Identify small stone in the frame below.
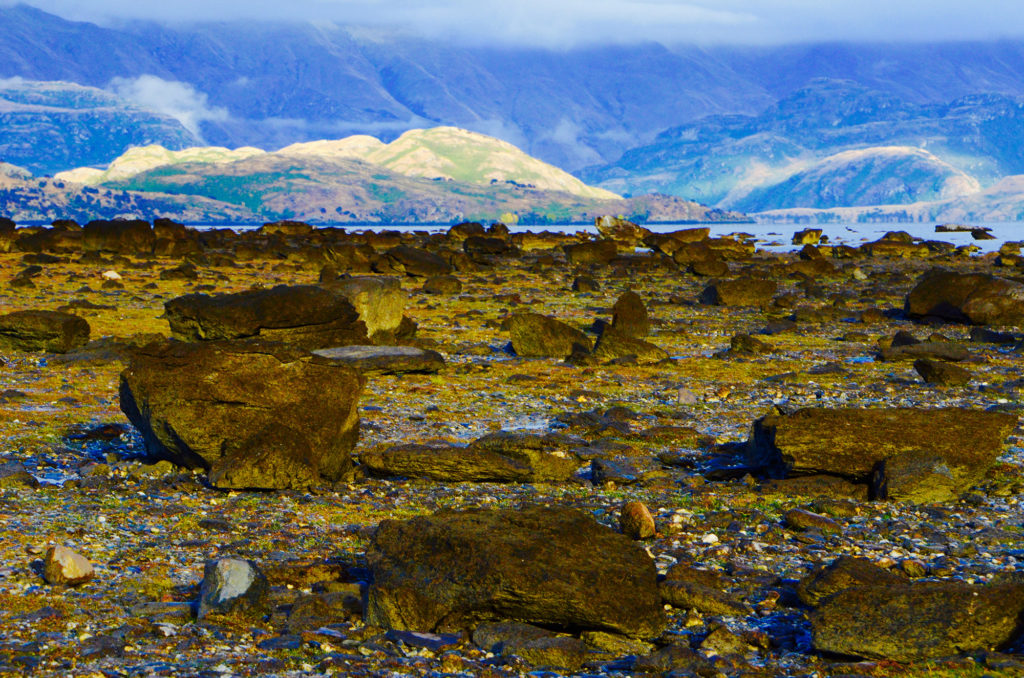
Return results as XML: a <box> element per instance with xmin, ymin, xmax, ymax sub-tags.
<box><xmin>197</xmin><ymin>558</ymin><xmax>270</xmax><ymax>620</ymax></box>
<box><xmin>677</xmin><ymin>388</ymin><xmax>699</xmax><ymax>405</ymax></box>
<box><xmin>43</xmin><ymin>546</ymin><xmax>95</xmax><ymax>586</ymax></box>
<box><xmin>619</xmin><ymin>501</ymin><xmax>656</xmax><ymax>539</ymax></box>
<box><xmin>785</xmin><ymin>508</ymin><xmax>842</xmax><ymax>536</ymax></box>
<box><xmin>913</xmin><ymin>358</ymin><xmax>972</xmax><ymax>386</ymax></box>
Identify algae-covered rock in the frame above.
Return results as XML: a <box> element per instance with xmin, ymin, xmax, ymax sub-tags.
<box><xmin>811</xmin><ymin>580</ymin><xmax>1024</xmax><ymax>661</ymax></box>
<box><xmin>610</xmin><ymin>290</ymin><xmax>650</xmax><ymax>338</ymax></box>
<box><xmin>0</xmin><ymin>310</ymin><xmax>89</xmax><ymax>353</ymax></box>
<box><xmin>322</xmin><ymin>276</ymin><xmax>406</xmax><ymax>341</ymax></box>
<box><xmin>592</xmin><ymin>326</ymin><xmax>668</xmax><ymax>364</ymax></box>
<box><xmin>365</xmin><ymin>506</ymin><xmax>666</xmax><ymax>638</ymax></box>
<box><xmin>361</xmin><ymin>436</ymin><xmax>579</xmax><ymax>483</ymax></box>
<box><xmin>746</xmin><ymin>407</ymin><xmax>1016</xmax><ymax>492</ymax></box>
<box><xmin>563</xmin><ymin>239</ymin><xmax>618</xmax><ymax>266</ymax></box>
<box><xmin>165</xmin><ymin>284</ymin><xmax>369</xmax><ymax>350</ymax></box>
<box><xmin>508</xmin><ymin>313</ymin><xmax>592</xmax><ymax>358</ymax></box>
<box><xmin>798</xmin><ymin>556</ymin><xmax>904</xmax><ymax>607</ymax></box>
<box><xmin>198</xmin><ymin>558</ymin><xmax>269</xmax><ymax>621</ymax></box>
<box><xmin>383</xmin><ymin>245</ymin><xmax>452</xmax><ymax>277</ymax></box>
<box><xmin>312</xmin><ymin>345</ymin><xmax>444</xmax><ymax>374</ymax></box>
<box><xmin>906</xmin><ymin>268</ymin><xmax>1024</xmax><ymax>326</ymax></box>
<box><xmin>699</xmin><ymin>278</ymin><xmax>777</xmax><ymax>307</ymax></box>
<box><xmin>119</xmin><ymin>339</ymin><xmax>364</xmax><ymax>489</ymax></box>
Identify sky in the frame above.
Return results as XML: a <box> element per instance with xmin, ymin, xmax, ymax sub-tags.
<box><xmin>9</xmin><ymin>0</ymin><xmax>1024</xmax><ymax>47</ymax></box>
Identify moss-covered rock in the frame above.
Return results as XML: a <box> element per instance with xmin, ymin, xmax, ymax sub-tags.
<box><xmin>365</xmin><ymin>506</ymin><xmax>666</xmax><ymax>638</ymax></box>
<box><xmin>119</xmin><ymin>339</ymin><xmax>364</xmax><ymax>489</ymax></box>
<box><xmin>0</xmin><ymin>309</ymin><xmax>89</xmax><ymax>353</ymax></box>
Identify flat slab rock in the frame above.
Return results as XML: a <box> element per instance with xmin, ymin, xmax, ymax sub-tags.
<box><xmin>371</xmin><ymin>431</ymin><xmax>584</xmax><ymax>483</ymax></box>
<box><xmin>812</xmin><ymin>580</ymin><xmax>1024</xmax><ymax>661</ymax></box>
<box><xmin>312</xmin><ymin>345</ymin><xmax>444</xmax><ymax>373</ymax></box>
<box><xmin>746</xmin><ymin>407</ymin><xmax>1017</xmax><ymax>487</ymax></box>
<box><xmin>365</xmin><ymin>506</ymin><xmax>666</xmax><ymax>638</ymax></box>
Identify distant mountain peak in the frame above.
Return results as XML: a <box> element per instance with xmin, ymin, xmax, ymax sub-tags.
<box><xmin>61</xmin><ymin>126</ymin><xmax>620</xmax><ymax>201</ymax></box>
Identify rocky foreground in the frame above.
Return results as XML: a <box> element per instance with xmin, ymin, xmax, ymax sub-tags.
<box><xmin>1</xmin><ymin>217</ymin><xmax>1024</xmax><ymax>677</ymax></box>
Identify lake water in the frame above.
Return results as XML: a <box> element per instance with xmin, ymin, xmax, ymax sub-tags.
<box><xmin>192</xmin><ymin>220</ymin><xmax>1024</xmax><ymax>253</ymax></box>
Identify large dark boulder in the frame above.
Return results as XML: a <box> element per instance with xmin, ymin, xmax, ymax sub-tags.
<box><xmin>119</xmin><ymin>340</ymin><xmax>364</xmax><ymax>489</ymax></box>
<box><xmin>746</xmin><ymin>407</ymin><xmax>1016</xmax><ymax>493</ymax></box>
<box><xmin>563</xmin><ymin>240</ymin><xmax>617</xmax><ymax>266</ymax></box>
<box><xmin>592</xmin><ymin>327</ymin><xmax>668</xmax><ymax>365</ymax></box>
<box><xmin>463</xmin><ymin>236</ymin><xmax>511</xmax><ymax>258</ymax></box>
<box><xmin>383</xmin><ymin>246</ymin><xmax>452</xmax><ymax>277</ymax></box>
<box><xmin>906</xmin><ymin>268</ymin><xmax>1024</xmax><ymax>326</ymax></box>
<box><xmin>508</xmin><ymin>313</ymin><xmax>593</xmax><ymax>358</ymax></box>
<box><xmin>82</xmin><ymin>219</ymin><xmax>155</xmax><ymax>254</ymax></box>
<box><xmin>164</xmin><ymin>285</ymin><xmax>369</xmax><ymax>350</ymax></box>
<box><xmin>0</xmin><ymin>310</ymin><xmax>90</xmax><ymax>353</ymax></box>
<box><xmin>797</xmin><ymin>556</ymin><xmax>905</xmax><ymax>607</ymax></box>
<box><xmin>365</xmin><ymin>506</ymin><xmax>666</xmax><ymax>638</ymax></box>
<box><xmin>699</xmin><ymin>278</ymin><xmax>777</xmax><ymax>307</ymax></box>
<box><xmin>610</xmin><ymin>291</ymin><xmax>650</xmax><ymax>338</ymax></box>
<box><xmin>812</xmin><ymin>580</ymin><xmax>1024</xmax><ymax>661</ymax></box>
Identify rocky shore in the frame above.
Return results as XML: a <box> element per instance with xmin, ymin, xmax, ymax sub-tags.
<box><xmin>1</xmin><ymin>216</ymin><xmax>1024</xmax><ymax>677</ymax></box>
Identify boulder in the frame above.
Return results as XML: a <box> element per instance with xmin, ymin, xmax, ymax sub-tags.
<box><xmin>197</xmin><ymin>558</ymin><xmax>269</xmax><ymax>621</ymax></box>
<box><xmin>43</xmin><ymin>546</ymin><xmax>95</xmax><ymax>586</ymax></box>
<box><xmin>447</xmin><ymin>221</ymin><xmax>486</xmax><ymax>240</ymax></box>
<box><xmin>879</xmin><ymin>342</ymin><xmax>969</xmax><ymax>362</ymax></box>
<box><xmin>595</xmin><ymin>216</ymin><xmax>651</xmax><ymax>246</ymax></box>
<box><xmin>362</xmin><ymin>443</ymin><xmax>578</xmax><ymax>483</ymax></box>
<box><xmin>797</xmin><ymin>556</ymin><xmax>905</xmax><ymax>607</ymax></box>
<box><xmin>563</xmin><ymin>240</ymin><xmax>618</xmax><ymax>266</ymax></box>
<box><xmin>383</xmin><ymin>246</ymin><xmax>452</xmax><ymax>277</ymax></box>
<box><xmin>811</xmin><ymin>580</ymin><xmax>1024</xmax><ymax>661</ymax></box>
<box><xmin>365</xmin><ymin>506</ymin><xmax>666</xmax><ymax>638</ymax></box>
<box><xmin>906</xmin><ymin>268</ymin><xmax>1024</xmax><ymax>326</ymax></box>
<box><xmin>619</xmin><ymin>502</ymin><xmax>656</xmax><ymax>539</ymax></box>
<box><xmin>82</xmin><ymin>219</ymin><xmax>155</xmax><ymax>254</ymax></box>
<box><xmin>508</xmin><ymin>313</ymin><xmax>592</xmax><ymax>358</ymax></box>
<box><xmin>746</xmin><ymin>407</ymin><xmax>1016</xmax><ymax>489</ymax></box>
<box><xmin>119</xmin><ymin>340</ymin><xmax>364</xmax><ymax>489</ymax></box>
<box><xmin>463</xmin><ymin>236</ymin><xmax>511</xmax><ymax>258</ymax></box>
<box><xmin>610</xmin><ymin>291</ymin><xmax>650</xmax><ymax>338</ymax></box>
<box><xmin>792</xmin><ymin>228</ymin><xmax>822</xmax><ymax>245</ymax></box>
<box><xmin>592</xmin><ymin>327</ymin><xmax>668</xmax><ymax>365</ymax></box>
<box><xmin>164</xmin><ymin>285</ymin><xmax>369</xmax><ymax>350</ymax></box>
<box><xmin>913</xmin><ymin>358</ymin><xmax>972</xmax><ymax>385</ymax></box>
<box><xmin>362</xmin><ymin>431</ymin><xmax>581</xmax><ymax>483</ymax></box>
<box><xmin>312</xmin><ymin>345</ymin><xmax>444</xmax><ymax>374</ymax></box>
<box><xmin>870</xmin><ymin>451</ymin><xmax>962</xmax><ymax>503</ymax></box>
<box><xmin>0</xmin><ymin>310</ymin><xmax>90</xmax><ymax>353</ymax></box>
<box><xmin>322</xmin><ymin>276</ymin><xmax>405</xmax><ymax>341</ymax></box>
<box><xmin>671</xmin><ymin>242</ymin><xmax>719</xmax><ymax>266</ymax></box>
<box><xmin>699</xmin><ymin>278</ymin><xmax>777</xmax><ymax>307</ymax></box>
<box><xmin>727</xmin><ymin>333</ymin><xmax>773</xmax><ymax>355</ymax></box>
<box><xmin>421</xmin><ymin>275</ymin><xmax>463</xmax><ymax>295</ymax></box>
<box><xmin>258</xmin><ymin>220</ymin><xmax>313</xmax><ymax>236</ymax></box>
<box><xmin>572</xmin><ymin>275</ymin><xmax>600</xmax><ymax>292</ymax></box>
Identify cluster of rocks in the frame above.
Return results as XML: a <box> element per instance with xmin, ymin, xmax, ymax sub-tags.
<box><xmin>6</xmin><ymin>216</ymin><xmax>1024</xmax><ymax>675</ymax></box>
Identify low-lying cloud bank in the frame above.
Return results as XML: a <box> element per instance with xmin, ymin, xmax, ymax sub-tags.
<box><xmin>10</xmin><ymin>0</ymin><xmax>1024</xmax><ymax>46</ymax></box>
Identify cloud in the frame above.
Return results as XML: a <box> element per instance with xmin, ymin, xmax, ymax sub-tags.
<box><xmin>108</xmin><ymin>75</ymin><xmax>228</xmax><ymax>139</ymax></box>
<box><xmin>9</xmin><ymin>0</ymin><xmax>1024</xmax><ymax>46</ymax></box>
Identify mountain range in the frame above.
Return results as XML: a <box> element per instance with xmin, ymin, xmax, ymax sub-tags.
<box><xmin>3</xmin><ymin>4</ymin><xmax>1024</xmax><ymax>220</ymax></box>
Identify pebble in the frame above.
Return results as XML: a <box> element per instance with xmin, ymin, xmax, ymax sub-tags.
<box><xmin>42</xmin><ymin>545</ymin><xmax>94</xmax><ymax>586</ymax></box>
